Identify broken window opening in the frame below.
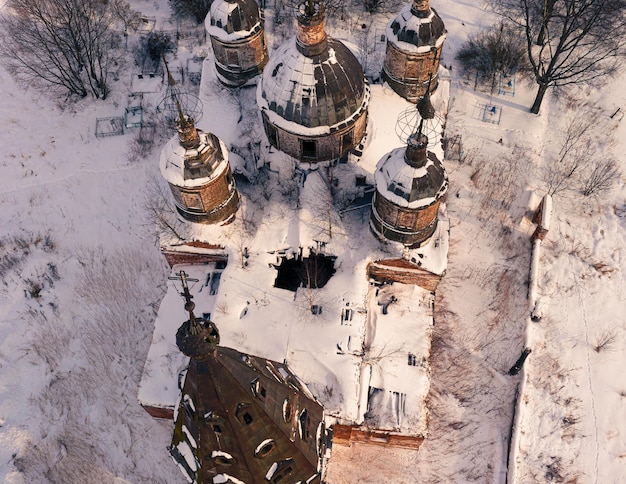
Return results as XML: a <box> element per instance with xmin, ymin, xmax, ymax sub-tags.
<box><xmin>301</xmin><ymin>139</ymin><xmax>317</xmax><ymax>159</ymax></box>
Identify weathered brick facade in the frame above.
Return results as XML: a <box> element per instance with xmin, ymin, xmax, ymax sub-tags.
<box><xmin>261</xmin><ymin>106</ymin><xmax>368</xmax><ymax>163</ymax></box>
<box><xmin>382</xmin><ymin>42</ymin><xmax>443</xmax><ymax>102</ymax></box>
<box><xmin>370</xmin><ymin>192</ymin><xmax>441</xmax><ymax>248</ymax></box>
<box><xmin>210</xmin><ymin>29</ymin><xmax>269</xmax><ymax>86</ymax></box>
<box><xmin>161</xmin><ymin>242</ymin><xmax>227</xmax><ymax>268</ymax></box>
<box><xmin>141</xmin><ymin>404</ymin><xmax>174</xmax><ymax>420</ymax></box>
<box><xmin>169</xmin><ymin>166</ymin><xmax>240</xmax><ymax>225</ymax></box>
<box><xmin>296</xmin><ymin>15</ymin><xmax>326</xmax><ymax>47</ymax></box>
<box><xmin>382</xmin><ymin>0</ymin><xmax>446</xmax><ymax>102</ymax></box>
<box><xmin>333</xmin><ymin>424</ymin><xmax>424</xmax><ymax>450</ymax></box>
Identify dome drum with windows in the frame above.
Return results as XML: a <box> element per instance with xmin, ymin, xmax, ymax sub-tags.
<box><xmin>206</xmin><ymin>0</ymin><xmax>269</xmax><ymax>87</ymax></box>
<box><xmin>382</xmin><ymin>0</ymin><xmax>447</xmax><ymax>103</ymax></box>
<box><xmin>160</xmin><ymin>113</ymin><xmax>240</xmax><ymax>225</ymax></box>
<box><xmin>370</xmin><ymin>131</ymin><xmax>448</xmax><ymax>248</ymax></box>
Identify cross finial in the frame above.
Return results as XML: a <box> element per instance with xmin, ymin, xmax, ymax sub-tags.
<box><xmin>168</xmin><ymin>270</ymin><xmax>200</xmax><ymax>322</ymax></box>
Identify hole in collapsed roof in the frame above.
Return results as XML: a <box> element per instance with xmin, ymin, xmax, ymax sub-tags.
<box><xmin>274</xmin><ymin>252</ymin><xmax>336</xmax><ymax>292</ymax></box>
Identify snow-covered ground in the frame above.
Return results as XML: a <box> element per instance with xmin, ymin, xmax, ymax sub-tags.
<box><xmin>0</xmin><ymin>0</ymin><xmax>625</xmax><ymax>483</ymax></box>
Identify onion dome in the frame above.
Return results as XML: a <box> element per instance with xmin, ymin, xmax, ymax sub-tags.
<box><xmin>389</xmin><ymin>0</ymin><xmax>445</xmax><ymax>49</ymax></box>
<box><xmin>206</xmin><ymin>0</ymin><xmax>263</xmax><ymax>38</ymax></box>
<box><xmin>376</xmin><ymin>133</ymin><xmax>447</xmax><ymax>207</ymax></box>
<box><xmin>172</xmin><ymin>271</ymin><xmax>221</xmax><ymax>360</ymax></box>
<box><xmin>257</xmin><ymin>0</ymin><xmax>370</xmax><ymax>162</ymax></box>
<box><xmin>160</xmin><ymin>114</ymin><xmax>240</xmax><ymax>225</ymax></box>
<box><xmin>205</xmin><ymin>0</ymin><xmax>268</xmax><ymax>86</ymax></box>
<box><xmin>370</xmin><ymin>132</ymin><xmax>448</xmax><ymax>247</ymax></box>
<box><xmin>382</xmin><ymin>0</ymin><xmax>447</xmax><ymax>102</ymax></box>
<box><xmin>175</xmin><ymin>316</ymin><xmax>220</xmax><ymax>360</ymax></box>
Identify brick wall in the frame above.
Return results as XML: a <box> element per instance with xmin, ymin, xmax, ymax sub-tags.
<box><xmin>297</xmin><ymin>20</ymin><xmax>326</xmax><ymax>46</ymax></box>
<box><xmin>171</xmin><ymin>164</ymin><xmax>240</xmax><ymax>225</ymax></box>
<box><xmin>211</xmin><ymin>29</ymin><xmax>269</xmax><ymax>86</ymax></box>
<box><xmin>333</xmin><ymin>424</ymin><xmax>424</xmax><ymax>450</ymax></box>
<box><xmin>367</xmin><ymin>259</ymin><xmax>442</xmax><ymax>291</ymax></box>
<box><xmin>371</xmin><ymin>194</ymin><xmax>440</xmax><ymax>246</ymax></box>
<box><xmin>262</xmin><ymin>108</ymin><xmax>367</xmax><ymax>163</ymax></box>
<box><xmin>141</xmin><ymin>404</ymin><xmax>174</xmax><ymax>420</ymax></box>
<box><xmin>382</xmin><ymin>43</ymin><xmax>443</xmax><ymax>102</ymax></box>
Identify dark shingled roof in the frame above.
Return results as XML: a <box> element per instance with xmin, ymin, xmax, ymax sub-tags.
<box><xmin>259</xmin><ymin>38</ymin><xmax>366</xmax><ymax>129</ymax></box>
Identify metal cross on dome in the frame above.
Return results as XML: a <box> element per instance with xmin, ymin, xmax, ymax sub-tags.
<box><xmin>168</xmin><ymin>270</ymin><xmax>200</xmax><ymax>322</ymax></box>
<box><xmin>395</xmin><ymin>73</ymin><xmax>444</xmax><ymax>150</ymax></box>
<box><xmin>156</xmin><ymin>54</ymin><xmax>203</xmax><ymax>130</ymax></box>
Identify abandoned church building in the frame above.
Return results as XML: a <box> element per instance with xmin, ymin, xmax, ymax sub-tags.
<box><xmin>160</xmin><ymin>112</ymin><xmax>240</xmax><ymax>225</ymax></box>
<box><xmin>138</xmin><ymin>0</ymin><xmax>453</xmax><ymax>482</ymax></box>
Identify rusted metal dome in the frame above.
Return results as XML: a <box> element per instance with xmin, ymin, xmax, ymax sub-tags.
<box><xmin>258</xmin><ymin>0</ymin><xmax>368</xmax><ymax>132</ymax></box>
<box><xmin>175</xmin><ymin>317</ymin><xmax>220</xmax><ymax>360</ymax></box>
<box><xmin>388</xmin><ymin>0</ymin><xmax>446</xmax><ymax>50</ymax></box>
<box><xmin>375</xmin><ymin>133</ymin><xmax>448</xmax><ymax>207</ymax></box>
<box><xmin>206</xmin><ymin>0</ymin><xmax>264</xmax><ymax>40</ymax></box>
<box><xmin>258</xmin><ymin>39</ymin><xmax>367</xmax><ymax>129</ymax></box>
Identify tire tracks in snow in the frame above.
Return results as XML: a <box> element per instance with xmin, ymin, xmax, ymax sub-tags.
<box><xmin>564</xmin><ymin>225</ymin><xmax>600</xmax><ymax>484</ymax></box>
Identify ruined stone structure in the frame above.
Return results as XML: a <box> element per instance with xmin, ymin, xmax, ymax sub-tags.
<box><xmin>206</xmin><ymin>0</ymin><xmax>269</xmax><ymax>86</ymax></box>
<box><xmin>160</xmin><ymin>114</ymin><xmax>239</xmax><ymax>225</ymax></box>
<box><xmin>382</xmin><ymin>0</ymin><xmax>446</xmax><ymax>102</ymax></box>
<box><xmin>370</xmin><ymin>131</ymin><xmax>447</xmax><ymax>247</ymax></box>
<box><xmin>169</xmin><ymin>286</ymin><xmax>326</xmax><ymax>483</ymax></box>
<box><xmin>257</xmin><ymin>0</ymin><xmax>370</xmax><ymax>163</ymax></box>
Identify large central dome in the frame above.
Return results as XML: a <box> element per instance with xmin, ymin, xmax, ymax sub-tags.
<box><xmin>259</xmin><ymin>38</ymin><xmax>367</xmax><ymax>129</ymax></box>
<box><xmin>257</xmin><ymin>0</ymin><xmax>369</xmax><ymax>163</ymax></box>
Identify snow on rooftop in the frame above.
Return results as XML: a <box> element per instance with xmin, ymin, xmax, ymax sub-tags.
<box><xmin>374</xmin><ymin>147</ymin><xmax>447</xmax><ymax>209</ymax></box>
<box><xmin>159</xmin><ymin>132</ymin><xmax>230</xmax><ymax>188</ymax></box>
<box><xmin>140</xmin><ymin>170</ymin><xmax>437</xmax><ymax>430</ymax></box>
<box><xmin>140</xmin><ymin>53</ymin><xmax>452</xmax><ymax>430</ymax></box>
<box><xmin>403</xmin><ymin>212</ymin><xmax>449</xmax><ymax>275</ymax></box>
<box><xmin>138</xmin><ymin>263</ymin><xmax>223</xmax><ymax>410</ymax></box>
<box><xmin>206</xmin><ymin>0</ymin><xmax>263</xmax><ymax>42</ymax></box>
<box><xmin>387</xmin><ymin>5</ymin><xmax>447</xmax><ymax>54</ymax></box>
<box><xmin>362</xmin><ymin>283</ymin><xmax>433</xmax><ymax>433</ymax></box>
<box><xmin>257</xmin><ymin>36</ymin><xmax>368</xmax><ymax>132</ymax></box>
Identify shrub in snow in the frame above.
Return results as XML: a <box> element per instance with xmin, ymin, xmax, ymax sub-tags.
<box><xmin>455</xmin><ymin>22</ymin><xmax>529</xmax><ymax>93</ymax></box>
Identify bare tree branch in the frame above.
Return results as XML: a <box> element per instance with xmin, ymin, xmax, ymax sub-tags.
<box><xmin>492</xmin><ymin>0</ymin><xmax>626</xmax><ymax>113</ymax></box>
<box><xmin>0</xmin><ymin>0</ymin><xmax>136</xmax><ymax>100</ymax></box>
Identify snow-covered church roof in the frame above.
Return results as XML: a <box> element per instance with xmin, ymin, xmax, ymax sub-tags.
<box><xmin>387</xmin><ymin>0</ymin><xmax>446</xmax><ymax>54</ymax></box>
<box><xmin>206</xmin><ymin>0</ymin><xmax>263</xmax><ymax>41</ymax></box>
<box><xmin>258</xmin><ymin>40</ymin><xmax>367</xmax><ymax>130</ymax></box>
<box><xmin>257</xmin><ymin>1</ymin><xmax>368</xmax><ymax>134</ymax></box>
<box><xmin>159</xmin><ymin>129</ymin><xmax>231</xmax><ymax>188</ymax></box>
<box><xmin>375</xmin><ymin>133</ymin><xmax>448</xmax><ymax>209</ymax></box>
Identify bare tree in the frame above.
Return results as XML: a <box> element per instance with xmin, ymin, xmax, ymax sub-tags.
<box><xmin>493</xmin><ymin>0</ymin><xmax>626</xmax><ymax>113</ymax></box>
<box><xmin>143</xmin><ymin>176</ymin><xmax>190</xmax><ymax>243</ymax></box>
<box><xmin>544</xmin><ymin>117</ymin><xmax>594</xmax><ymax>196</ymax></box>
<box><xmin>0</xmin><ymin>0</ymin><xmax>136</xmax><ymax>100</ymax></box>
<box><xmin>169</xmin><ymin>0</ymin><xmax>212</xmax><ymax>23</ymax></box>
<box><xmin>579</xmin><ymin>158</ymin><xmax>620</xmax><ymax>196</ymax></box>
<box><xmin>455</xmin><ymin>22</ymin><xmax>529</xmax><ymax>93</ymax></box>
